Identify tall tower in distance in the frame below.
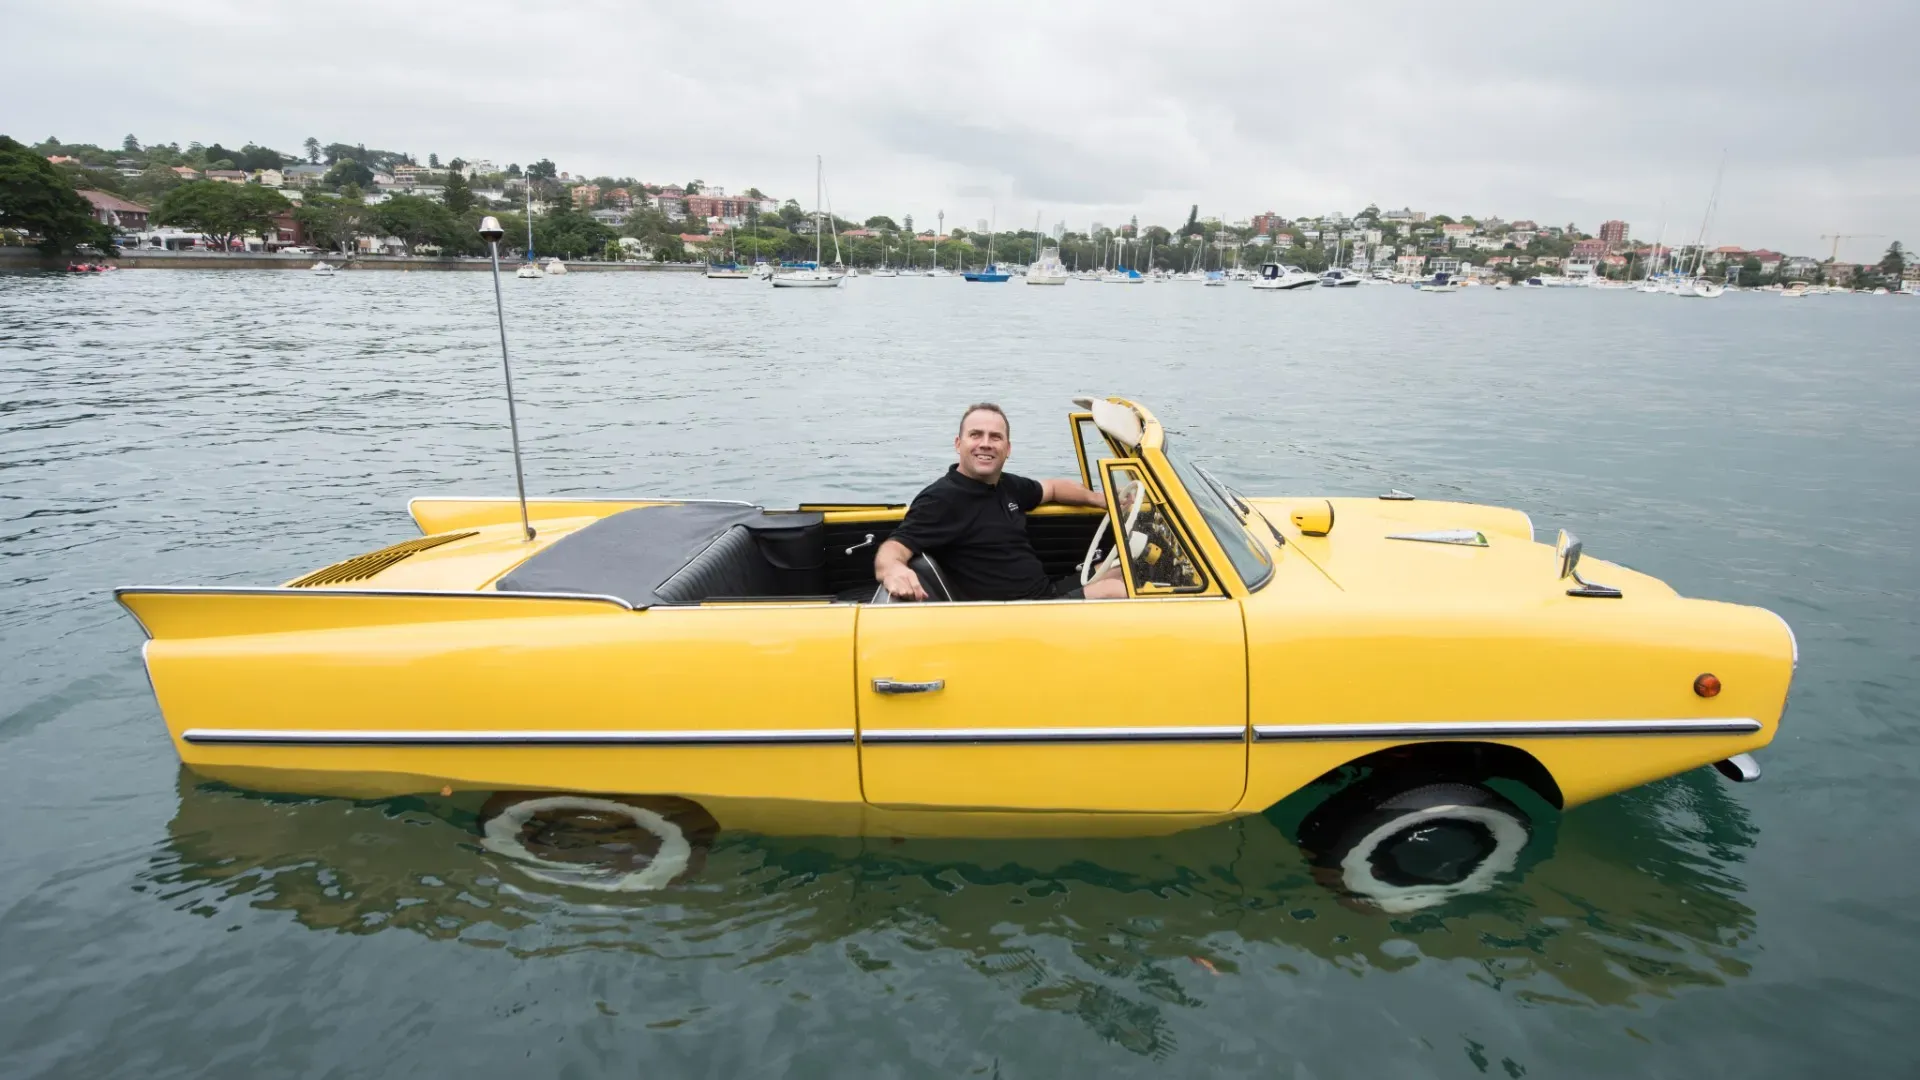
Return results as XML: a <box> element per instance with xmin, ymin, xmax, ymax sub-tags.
<box><xmin>937</xmin><ymin>210</ymin><xmax>945</xmax><ymax>238</ymax></box>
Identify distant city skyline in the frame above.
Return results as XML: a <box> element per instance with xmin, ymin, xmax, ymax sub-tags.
<box><xmin>7</xmin><ymin>1</ymin><xmax>1914</xmax><ymax>263</ymax></box>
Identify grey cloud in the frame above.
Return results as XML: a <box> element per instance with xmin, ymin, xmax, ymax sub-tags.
<box><xmin>6</xmin><ymin>0</ymin><xmax>1915</xmax><ymax>255</ymax></box>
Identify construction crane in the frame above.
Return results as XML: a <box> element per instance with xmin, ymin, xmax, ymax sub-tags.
<box><xmin>1819</xmin><ymin>233</ymin><xmax>1884</xmax><ymax>262</ymax></box>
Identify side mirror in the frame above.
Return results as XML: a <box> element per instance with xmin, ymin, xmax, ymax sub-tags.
<box><xmin>1556</xmin><ymin>528</ymin><xmax>1622</xmax><ymax>598</ymax></box>
<box><xmin>1556</xmin><ymin>529</ymin><xmax>1582</xmax><ymax>580</ymax></box>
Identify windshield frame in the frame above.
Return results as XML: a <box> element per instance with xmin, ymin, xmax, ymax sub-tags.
<box><xmin>1159</xmin><ymin>440</ymin><xmax>1275</xmax><ymax>592</ymax></box>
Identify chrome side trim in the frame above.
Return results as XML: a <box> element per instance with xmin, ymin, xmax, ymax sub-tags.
<box><xmin>111</xmin><ymin>585</ymin><xmax>635</xmax><ymax>611</ymax></box>
<box><xmin>1253</xmin><ymin>718</ymin><xmax>1762</xmax><ymax>741</ymax></box>
<box><xmin>860</xmin><ymin>725</ymin><xmax>1246</xmax><ymax>745</ymax></box>
<box><xmin>182</xmin><ymin>727</ymin><xmax>854</xmax><ymax>746</ymax></box>
<box><xmin>1518</xmin><ymin>511</ymin><xmax>1536</xmax><ymax>542</ymax></box>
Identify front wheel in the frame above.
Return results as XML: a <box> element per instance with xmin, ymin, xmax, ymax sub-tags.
<box><xmin>477</xmin><ymin>792</ymin><xmax>718</xmax><ymax>892</ymax></box>
<box><xmin>1297</xmin><ymin>780</ymin><xmax>1532</xmax><ymax>914</ymax></box>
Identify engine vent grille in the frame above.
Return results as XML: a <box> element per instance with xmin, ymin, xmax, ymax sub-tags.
<box><xmin>288</xmin><ymin>531</ymin><xmax>479</xmax><ymax>588</ymax></box>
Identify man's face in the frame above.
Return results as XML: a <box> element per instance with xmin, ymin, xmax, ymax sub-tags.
<box><xmin>954</xmin><ymin>409</ymin><xmax>1010</xmax><ymax>482</ymax></box>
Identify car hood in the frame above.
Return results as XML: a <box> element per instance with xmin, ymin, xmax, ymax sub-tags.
<box><xmin>1243</xmin><ymin>497</ymin><xmax>1678</xmax><ymax>603</ymax></box>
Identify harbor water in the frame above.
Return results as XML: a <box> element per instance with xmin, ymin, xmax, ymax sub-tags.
<box><xmin>2</xmin><ymin>270</ymin><xmax>1915</xmax><ymax>1077</ymax></box>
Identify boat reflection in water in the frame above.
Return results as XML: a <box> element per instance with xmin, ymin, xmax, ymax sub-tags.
<box><xmin>150</xmin><ymin>765</ymin><xmax>1757</xmax><ymax>1054</ymax></box>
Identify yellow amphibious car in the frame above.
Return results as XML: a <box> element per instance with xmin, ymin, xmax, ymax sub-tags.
<box><xmin>119</xmin><ymin>397</ymin><xmax>1795</xmax><ymax>904</ymax></box>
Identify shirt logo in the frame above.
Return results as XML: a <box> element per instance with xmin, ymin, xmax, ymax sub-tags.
<box><xmin>1007</xmin><ymin>501</ymin><xmax>1019</xmax><ymax>512</ymax></box>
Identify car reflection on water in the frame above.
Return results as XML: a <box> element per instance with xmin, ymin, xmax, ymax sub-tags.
<box><xmin>147</xmin><ymin>764</ymin><xmax>1758</xmax><ymax>1055</ymax></box>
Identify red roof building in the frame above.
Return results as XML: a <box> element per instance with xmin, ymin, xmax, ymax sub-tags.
<box><xmin>78</xmin><ymin>190</ymin><xmax>151</xmax><ymax>230</ymax></box>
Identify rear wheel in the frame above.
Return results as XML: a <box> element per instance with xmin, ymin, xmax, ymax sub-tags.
<box><xmin>477</xmin><ymin>792</ymin><xmax>718</xmax><ymax>892</ymax></box>
<box><xmin>1298</xmin><ymin>780</ymin><xmax>1531</xmax><ymax>913</ymax></box>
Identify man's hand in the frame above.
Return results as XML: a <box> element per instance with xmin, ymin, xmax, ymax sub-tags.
<box><xmin>879</xmin><ymin>563</ymin><xmax>929</xmax><ymax>601</ymax></box>
<box><xmin>874</xmin><ymin>538</ymin><xmax>928</xmax><ymax>600</ymax></box>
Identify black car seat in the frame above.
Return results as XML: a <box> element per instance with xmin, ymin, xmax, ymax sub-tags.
<box><xmin>870</xmin><ymin>552</ymin><xmax>953</xmax><ymax>603</ymax></box>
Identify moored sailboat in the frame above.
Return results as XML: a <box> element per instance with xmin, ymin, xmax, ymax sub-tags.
<box><xmin>772</xmin><ymin>157</ymin><xmax>844</xmax><ymax>289</ymax></box>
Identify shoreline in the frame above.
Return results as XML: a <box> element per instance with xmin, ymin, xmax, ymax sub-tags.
<box><xmin>0</xmin><ymin>249</ymin><xmax>702</xmax><ymax>272</ymax></box>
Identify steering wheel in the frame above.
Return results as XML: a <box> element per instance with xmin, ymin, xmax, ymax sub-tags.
<box><xmin>1082</xmin><ymin>477</ymin><xmax>1146</xmax><ymax>585</ymax></box>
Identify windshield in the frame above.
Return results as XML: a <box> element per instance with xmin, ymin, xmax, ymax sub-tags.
<box><xmin>1160</xmin><ymin>441</ymin><xmax>1274</xmax><ymax>590</ymax></box>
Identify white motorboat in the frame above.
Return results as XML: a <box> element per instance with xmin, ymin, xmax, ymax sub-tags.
<box><xmin>1318</xmin><ymin>268</ymin><xmax>1362</xmax><ymax>288</ymax></box>
<box><xmin>1413</xmin><ymin>272</ymin><xmax>1461</xmax><ymax>292</ymax></box>
<box><xmin>751</xmin><ymin>261</ymin><xmax>773</xmax><ymax>280</ymax></box>
<box><xmin>870</xmin><ymin>267</ymin><xmax>899</xmax><ymax>278</ymax></box>
<box><xmin>1687</xmin><ymin>279</ymin><xmax>1726</xmax><ymax>298</ymax></box>
<box><xmin>309</xmin><ymin>262</ymin><xmax>337</xmax><ymax>276</ymax></box>
<box><xmin>1493</xmin><ymin>281</ymin><xmax>1509</xmax><ymax>290</ymax></box>
<box><xmin>1249</xmin><ymin>262</ymin><xmax>1318</xmax><ymax>290</ymax></box>
<box><xmin>705</xmin><ymin>265</ymin><xmax>751</xmax><ymax>279</ymax></box>
<box><xmin>1026</xmin><ymin>249</ymin><xmax>1069</xmax><ymax>285</ymax></box>
<box><xmin>515</xmin><ymin>264</ymin><xmax>545</xmax><ymax>280</ymax></box>
<box><xmin>773</xmin><ymin>157</ymin><xmax>844</xmax><ymax>289</ymax></box>
<box><xmin>1781</xmin><ymin>281</ymin><xmax>1811</xmax><ymax>298</ymax></box>
<box><xmin>543</xmin><ymin>258</ymin><xmax>568</xmax><ymax>276</ymax></box>
<box><xmin>926</xmin><ymin>266</ymin><xmax>954</xmax><ymax>278</ymax></box>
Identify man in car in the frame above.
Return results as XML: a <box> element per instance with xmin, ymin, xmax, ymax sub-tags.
<box><xmin>875</xmin><ymin>403</ymin><xmax>1128</xmax><ymax>602</ymax></box>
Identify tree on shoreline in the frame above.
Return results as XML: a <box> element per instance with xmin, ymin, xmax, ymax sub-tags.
<box><xmin>153</xmin><ymin>181</ymin><xmax>289</xmax><ymax>252</ymax></box>
<box><xmin>0</xmin><ymin>135</ymin><xmax>114</xmax><ymax>254</ymax></box>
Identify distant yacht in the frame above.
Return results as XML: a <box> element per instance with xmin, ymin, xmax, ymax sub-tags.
<box><xmin>543</xmin><ymin>258</ymin><xmax>568</xmax><ymax>276</ymax></box>
<box><xmin>773</xmin><ymin>157</ymin><xmax>844</xmax><ymax>289</ymax></box>
<box><xmin>1249</xmin><ymin>262</ymin><xmax>1318</xmax><ymax>290</ymax></box>
<box><xmin>1027</xmin><ymin>248</ymin><xmax>1068</xmax><ymax>285</ymax></box>
<box><xmin>309</xmin><ymin>261</ymin><xmax>337</xmax><ymax>276</ymax></box>
<box><xmin>515</xmin><ymin>263</ymin><xmax>544</xmax><ymax>279</ymax></box>
<box><xmin>1319</xmin><ymin>268</ymin><xmax>1362</xmax><ymax>288</ymax></box>
<box><xmin>1413</xmin><ymin>271</ymin><xmax>1461</xmax><ymax>292</ymax></box>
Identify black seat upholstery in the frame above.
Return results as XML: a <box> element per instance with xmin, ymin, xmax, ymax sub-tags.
<box><xmin>655</xmin><ymin>526</ymin><xmax>779</xmax><ymax>604</ymax></box>
<box><xmin>870</xmin><ymin>553</ymin><xmax>953</xmax><ymax>603</ymax></box>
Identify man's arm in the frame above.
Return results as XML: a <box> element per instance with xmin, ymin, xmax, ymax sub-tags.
<box><xmin>1039</xmin><ymin>477</ymin><xmax>1106</xmax><ymax>509</ymax></box>
<box><xmin>874</xmin><ymin>538</ymin><xmax>928</xmax><ymax>600</ymax></box>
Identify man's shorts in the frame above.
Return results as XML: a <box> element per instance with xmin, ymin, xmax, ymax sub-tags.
<box><xmin>1048</xmin><ymin>573</ymin><xmax>1086</xmax><ymax>600</ymax></box>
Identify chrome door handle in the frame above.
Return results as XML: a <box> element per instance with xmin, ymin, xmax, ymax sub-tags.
<box><xmin>872</xmin><ymin>678</ymin><xmax>944</xmax><ymax>695</ymax></box>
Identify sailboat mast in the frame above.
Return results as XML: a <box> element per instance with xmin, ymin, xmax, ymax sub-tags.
<box><xmin>814</xmin><ymin>155</ymin><xmax>823</xmax><ymax>266</ymax></box>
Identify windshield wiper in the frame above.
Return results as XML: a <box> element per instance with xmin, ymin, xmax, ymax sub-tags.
<box><xmin>1195</xmin><ymin>465</ymin><xmax>1252</xmax><ymax>517</ymax></box>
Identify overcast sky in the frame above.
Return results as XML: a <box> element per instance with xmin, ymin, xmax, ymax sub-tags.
<box><xmin>8</xmin><ymin>0</ymin><xmax>1915</xmax><ymax>258</ymax></box>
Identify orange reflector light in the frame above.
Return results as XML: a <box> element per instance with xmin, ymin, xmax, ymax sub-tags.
<box><xmin>1694</xmin><ymin>673</ymin><xmax>1722</xmax><ymax>698</ymax></box>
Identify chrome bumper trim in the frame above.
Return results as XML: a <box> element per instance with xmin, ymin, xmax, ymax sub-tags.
<box><xmin>1253</xmin><ymin>718</ymin><xmax>1762</xmax><ymax>741</ymax></box>
<box><xmin>182</xmin><ymin>728</ymin><xmax>854</xmax><ymax>746</ymax></box>
<box><xmin>859</xmin><ymin>725</ymin><xmax>1247</xmax><ymax>745</ymax></box>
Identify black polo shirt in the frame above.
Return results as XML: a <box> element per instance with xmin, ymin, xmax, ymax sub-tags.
<box><xmin>890</xmin><ymin>465</ymin><xmax>1050</xmax><ymax>601</ymax></box>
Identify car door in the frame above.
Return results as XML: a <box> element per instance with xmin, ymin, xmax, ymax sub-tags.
<box><xmin>855</xmin><ymin>461</ymin><xmax>1248</xmax><ymax>813</ymax></box>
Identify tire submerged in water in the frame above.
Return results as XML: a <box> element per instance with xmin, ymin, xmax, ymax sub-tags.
<box><xmin>477</xmin><ymin>792</ymin><xmax>718</xmax><ymax>892</ymax></box>
<box><xmin>1298</xmin><ymin>780</ymin><xmax>1532</xmax><ymax>914</ymax></box>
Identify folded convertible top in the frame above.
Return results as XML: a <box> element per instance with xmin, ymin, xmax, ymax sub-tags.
<box><xmin>495</xmin><ymin>503</ymin><xmax>823</xmax><ymax>607</ymax></box>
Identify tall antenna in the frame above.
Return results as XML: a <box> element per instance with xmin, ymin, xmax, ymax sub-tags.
<box><xmin>477</xmin><ymin>216</ymin><xmax>534</xmax><ymax>542</ymax></box>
